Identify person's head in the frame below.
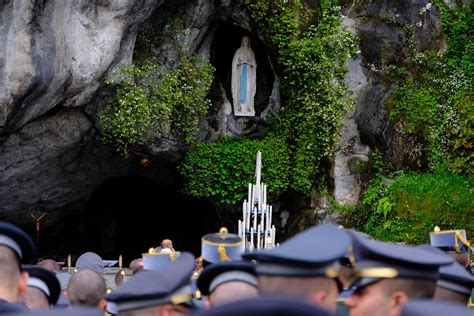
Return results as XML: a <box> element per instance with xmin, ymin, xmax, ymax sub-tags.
<box><xmin>188</xmin><ymin>296</ymin><xmax>333</xmax><ymax>316</ymax></box>
<box><xmin>417</xmin><ymin>245</ymin><xmax>474</xmax><ymax>305</ymax></box>
<box><xmin>115</xmin><ymin>268</ymin><xmax>133</xmax><ymax>287</ymax></box>
<box><xmin>339</xmin><ymin>265</ymin><xmax>355</xmax><ymax>289</ymax></box>
<box><xmin>195</xmin><ymin>257</ymin><xmax>203</xmax><ymax>274</ymax></box>
<box><xmin>38</xmin><ymin>259</ymin><xmax>61</xmax><ymax>273</ymax></box>
<box><xmin>161</xmin><ymin>240</ymin><xmax>173</xmax><ymax>250</ymax></box>
<box><xmin>243</xmin><ymin>224</ymin><xmax>351</xmax><ymax>313</ymax></box>
<box><xmin>448</xmin><ymin>252</ymin><xmax>471</xmax><ymax>268</ymax></box>
<box><xmin>207</xmin><ymin>281</ymin><xmax>258</xmax><ymax>307</ymax></box>
<box><xmin>0</xmin><ymin>246</ymin><xmax>29</xmax><ymax>302</ymax></box>
<box><xmin>345</xmin><ymin>236</ymin><xmax>452</xmax><ymax>316</ymax></box>
<box><xmin>67</xmin><ymin>269</ymin><xmax>107</xmax><ymax>310</ymax></box>
<box><xmin>434</xmin><ymin>286</ymin><xmax>470</xmax><ymax>305</ymax></box>
<box><xmin>23</xmin><ymin>266</ymin><xmax>60</xmax><ymax>311</ymax></box>
<box><xmin>198</xmin><ymin>261</ymin><xmax>259</xmax><ymax>308</ymax></box>
<box><xmin>0</xmin><ymin>221</ymin><xmax>36</xmax><ymax>303</ymax></box>
<box><xmin>129</xmin><ymin>258</ymin><xmax>144</xmax><ymax>274</ymax></box>
<box><xmin>76</xmin><ymin>252</ymin><xmax>104</xmax><ymax>273</ymax></box>
<box><xmin>345</xmin><ymin>278</ymin><xmax>436</xmax><ymax>316</ymax></box>
<box><xmin>24</xmin><ymin>286</ymin><xmax>49</xmax><ymax>311</ymax></box>
<box><xmin>258</xmin><ymin>275</ymin><xmax>339</xmax><ymax>312</ymax></box>
<box><xmin>107</xmin><ymin>252</ymin><xmax>196</xmax><ymax>316</ymax></box>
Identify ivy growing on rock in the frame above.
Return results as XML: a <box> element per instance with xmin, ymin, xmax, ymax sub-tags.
<box><xmin>179</xmin><ymin>134</ymin><xmax>290</xmax><ymax>205</ymax></box>
<box><xmin>100</xmin><ymin>23</ymin><xmax>215</xmax><ymax>153</ymax></box>
<box><xmin>388</xmin><ymin>1</ymin><xmax>473</xmax><ymax>176</ymax></box>
<box><xmin>179</xmin><ymin>0</ymin><xmax>358</xmax><ymax>204</ymax></box>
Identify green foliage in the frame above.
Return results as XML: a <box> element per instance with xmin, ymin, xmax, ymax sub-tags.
<box><xmin>242</xmin><ymin>0</ymin><xmax>358</xmax><ymax>194</ymax></box>
<box><xmin>99</xmin><ymin>23</ymin><xmax>215</xmax><ymax>153</ymax></box>
<box><xmin>348</xmin><ymin>172</ymin><xmax>474</xmax><ymax>244</ymax></box>
<box><xmin>178</xmin><ymin>134</ymin><xmax>291</xmax><ymax>205</ymax></box>
<box><xmin>178</xmin><ymin>1</ymin><xmax>358</xmax><ymax>204</ymax></box>
<box><xmin>388</xmin><ymin>2</ymin><xmax>473</xmax><ymax>176</ymax></box>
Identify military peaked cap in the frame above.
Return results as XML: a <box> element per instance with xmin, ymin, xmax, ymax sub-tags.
<box><xmin>350</xmin><ymin>233</ymin><xmax>452</xmax><ymax>289</ymax></box>
<box><xmin>243</xmin><ymin>223</ymin><xmax>350</xmax><ymax>278</ymax></box>
<box><xmin>0</xmin><ymin>221</ymin><xmax>36</xmax><ymax>264</ymax></box>
<box><xmin>106</xmin><ymin>252</ymin><xmax>195</xmax><ymax>312</ymax></box>
<box><xmin>24</xmin><ymin>266</ymin><xmax>61</xmax><ymax>305</ymax></box>
<box><xmin>197</xmin><ymin>260</ymin><xmax>257</xmax><ymax>296</ymax></box>
<box><xmin>201</xmin><ymin>227</ymin><xmax>244</xmax><ymax>266</ymax></box>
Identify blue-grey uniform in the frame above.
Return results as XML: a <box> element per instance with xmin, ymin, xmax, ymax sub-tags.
<box><xmin>13</xmin><ymin>308</ymin><xmax>104</xmax><ymax>316</ymax></box>
<box><xmin>401</xmin><ymin>299</ymin><xmax>471</xmax><ymax>316</ymax></box>
<box><xmin>106</xmin><ymin>252</ymin><xmax>197</xmax><ymax>314</ymax></box>
<box><xmin>0</xmin><ymin>221</ymin><xmax>36</xmax><ymax>313</ymax></box>
<box><xmin>189</xmin><ymin>296</ymin><xmax>332</xmax><ymax>316</ymax></box>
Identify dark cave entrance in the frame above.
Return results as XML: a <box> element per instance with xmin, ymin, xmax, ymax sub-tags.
<box><xmin>44</xmin><ymin>176</ymin><xmax>220</xmax><ymax>265</ymax></box>
<box><xmin>83</xmin><ymin>176</ymin><xmax>220</xmax><ymax>262</ymax></box>
<box><xmin>209</xmin><ymin>23</ymin><xmax>275</xmax><ymax>115</ymax></box>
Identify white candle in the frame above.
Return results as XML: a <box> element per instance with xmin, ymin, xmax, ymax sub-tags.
<box><xmin>242</xmin><ymin>200</ymin><xmax>246</xmax><ymax>231</ymax></box>
<box><xmin>248</xmin><ymin>183</ymin><xmax>252</xmax><ymax>203</ymax></box>
<box><xmin>250</xmin><ymin>229</ymin><xmax>254</xmax><ymax>251</ymax></box>
<box><xmin>268</xmin><ymin>206</ymin><xmax>272</xmax><ymax>229</ymax></box>
<box><xmin>263</xmin><ymin>184</ymin><xmax>266</xmax><ymax>208</ymax></box>
<box><xmin>257</xmin><ymin>224</ymin><xmax>261</xmax><ymax>249</ymax></box>
<box><xmin>272</xmin><ymin>225</ymin><xmax>276</xmax><ymax>247</ymax></box>
<box><xmin>246</xmin><ymin>201</ymin><xmax>252</xmax><ymax>231</ymax></box>
<box><xmin>256</xmin><ymin>151</ymin><xmax>261</xmax><ymax>188</ymax></box>
<box><xmin>253</xmin><ymin>201</ymin><xmax>257</xmax><ymax>230</ymax></box>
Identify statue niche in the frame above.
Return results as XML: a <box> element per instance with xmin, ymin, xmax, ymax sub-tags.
<box><xmin>231</xmin><ymin>36</ymin><xmax>257</xmax><ymax>117</ymax></box>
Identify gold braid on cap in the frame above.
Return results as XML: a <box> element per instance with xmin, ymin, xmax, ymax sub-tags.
<box><xmin>348</xmin><ymin>245</ymin><xmax>356</xmax><ymax>268</ymax></box>
<box><xmin>170</xmin><ymin>293</ymin><xmax>194</xmax><ymax>305</ymax></box>
<box><xmin>170</xmin><ymin>252</ymin><xmax>177</xmax><ymax>261</ymax></box>
<box><xmin>455</xmin><ymin>231</ymin><xmax>471</xmax><ymax>253</ymax></box>
<box><xmin>355</xmin><ymin>267</ymin><xmax>399</xmax><ymax>279</ymax></box>
<box><xmin>217</xmin><ymin>245</ymin><xmax>231</xmax><ymax>262</ymax></box>
<box><xmin>220</xmin><ymin>227</ymin><xmax>228</xmax><ymax>239</ymax></box>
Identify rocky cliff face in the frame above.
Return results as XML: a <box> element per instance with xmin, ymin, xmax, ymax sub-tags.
<box><xmin>331</xmin><ymin>0</ymin><xmax>444</xmax><ymax>205</ymax></box>
<box><xmin>0</xmin><ymin>0</ymin><xmax>445</xmax><ymax>229</ymax></box>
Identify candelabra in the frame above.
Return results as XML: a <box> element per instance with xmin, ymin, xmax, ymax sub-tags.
<box><xmin>238</xmin><ymin>151</ymin><xmax>276</xmax><ymax>251</ymax></box>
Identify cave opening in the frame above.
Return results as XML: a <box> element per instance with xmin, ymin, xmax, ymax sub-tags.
<box><xmin>40</xmin><ymin>176</ymin><xmax>220</xmax><ymax>265</ymax></box>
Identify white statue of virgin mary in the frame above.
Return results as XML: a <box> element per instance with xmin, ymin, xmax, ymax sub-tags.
<box><xmin>231</xmin><ymin>36</ymin><xmax>257</xmax><ymax>116</ymax></box>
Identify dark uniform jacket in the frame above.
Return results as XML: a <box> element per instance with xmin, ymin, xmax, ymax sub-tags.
<box><xmin>0</xmin><ymin>299</ymin><xmax>29</xmax><ymax>315</ymax></box>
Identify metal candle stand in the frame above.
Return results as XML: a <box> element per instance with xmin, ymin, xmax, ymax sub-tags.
<box><xmin>238</xmin><ymin>151</ymin><xmax>276</xmax><ymax>251</ymax></box>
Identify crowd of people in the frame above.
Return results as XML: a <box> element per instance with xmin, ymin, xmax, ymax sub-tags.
<box><xmin>0</xmin><ymin>220</ymin><xmax>472</xmax><ymax>316</ymax></box>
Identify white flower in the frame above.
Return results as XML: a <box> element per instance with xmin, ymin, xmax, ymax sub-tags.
<box><xmin>426</xmin><ymin>3</ymin><xmax>432</xmax><ymax>10</ymax></box>
<box><xmin>420</xmin><ymin>7</ymin><xmax>427</xmax><ymax>14</ymax></box>
<box><xmin>416</xmin><ymin>21</ymin><xmax>423</xmax><ymax>27</ymax></box>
